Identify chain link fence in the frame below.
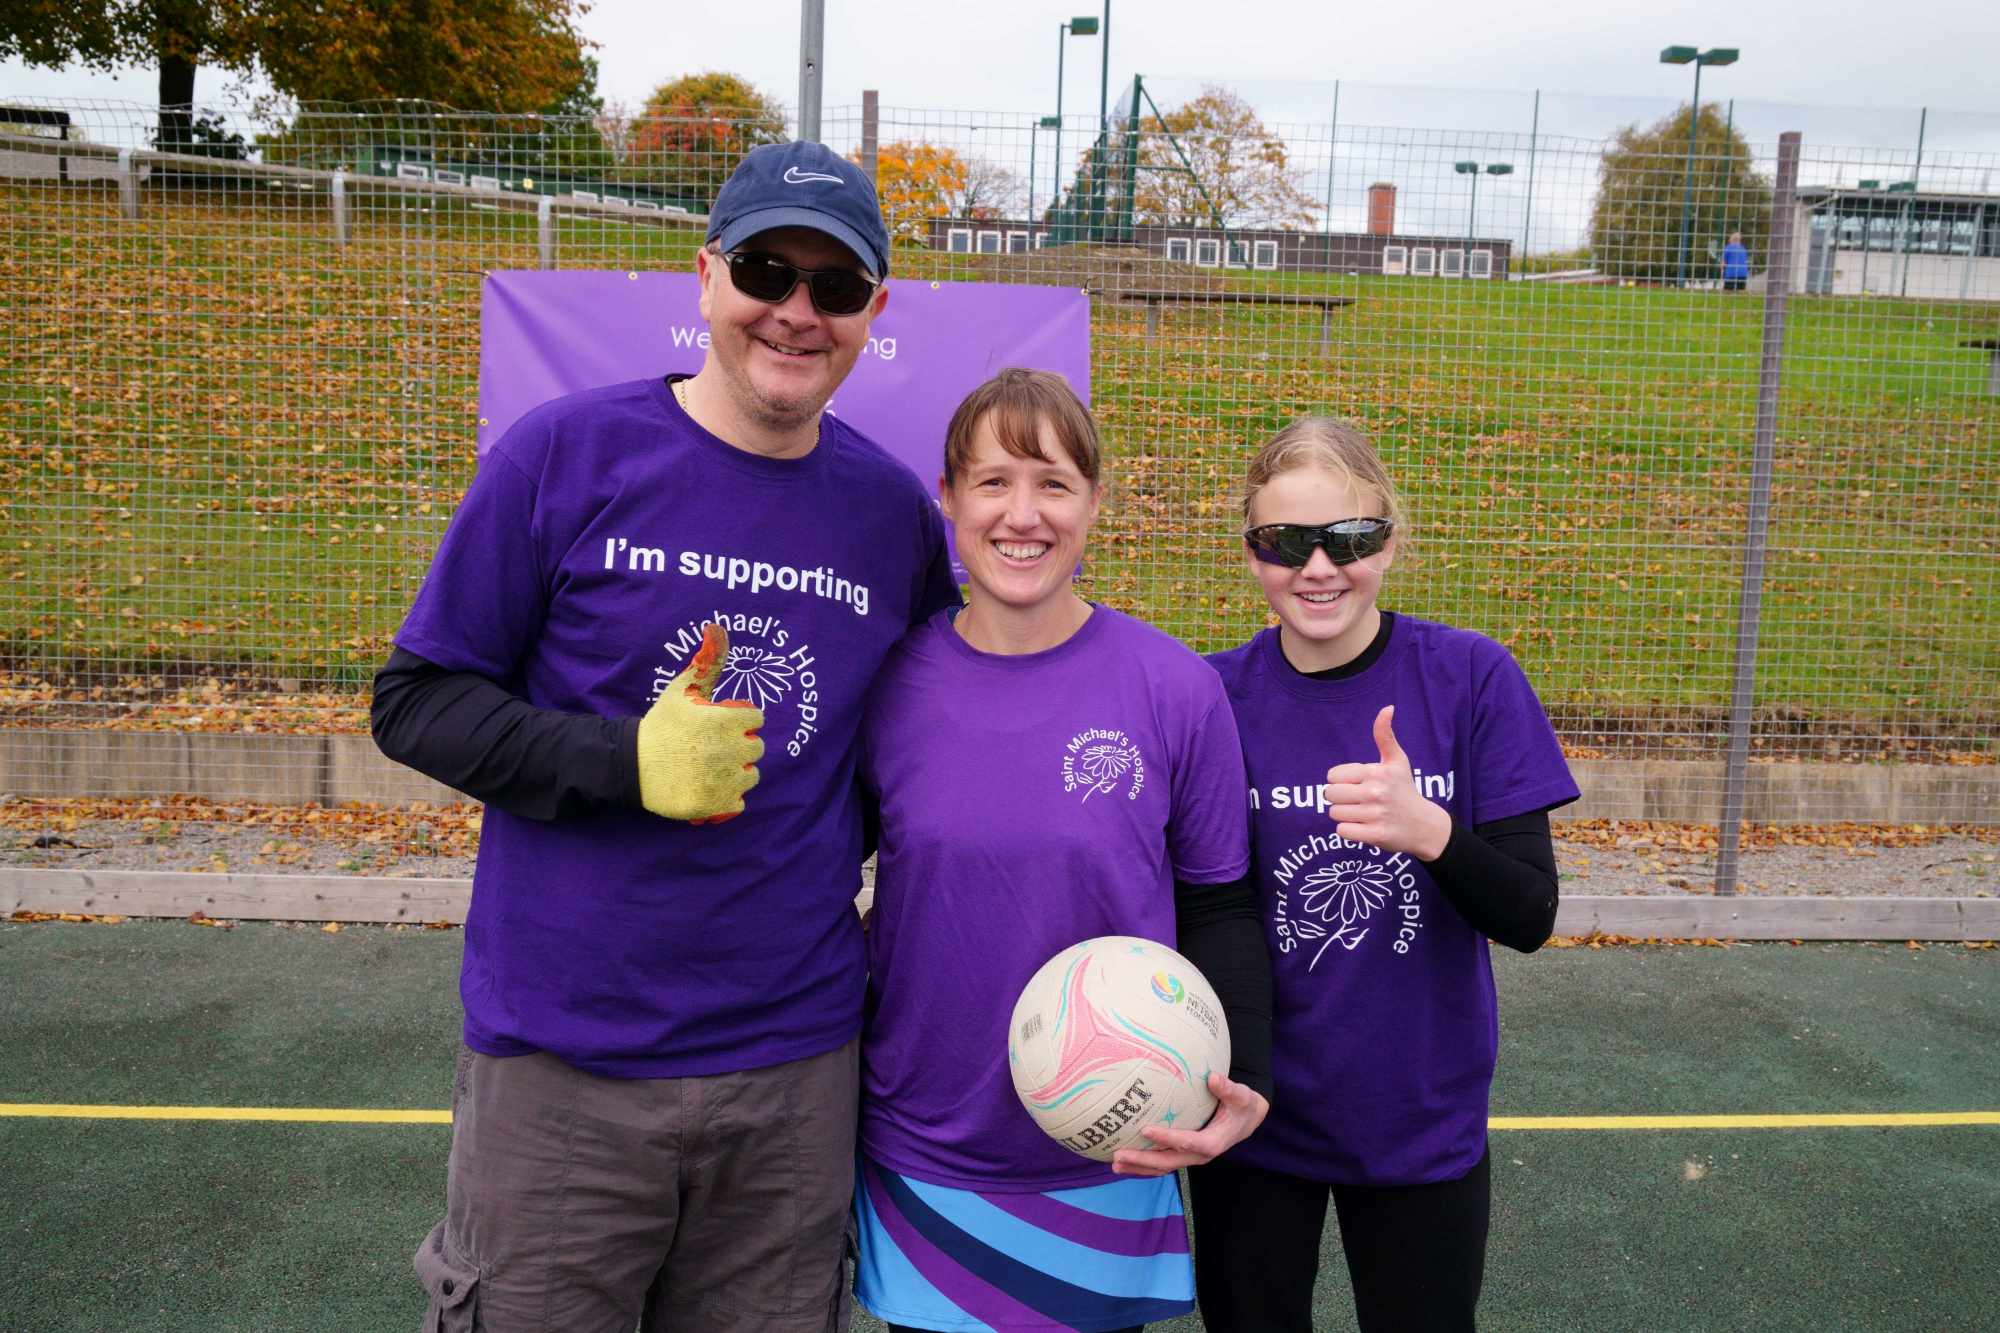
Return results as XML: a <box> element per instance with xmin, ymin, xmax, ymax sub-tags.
<box><xmin>2</xmin><ymin>92</ymin><xmax>1995</xmax><ymax>832</ymax></box>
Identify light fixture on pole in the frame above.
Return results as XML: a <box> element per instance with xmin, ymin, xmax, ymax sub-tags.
<box><xmin>1053</xmin><ymin>16</ymin><xmax>1098</xmax><ymax>216</ymax></box>
<box><xmin>1660</xmin><ymin>44</ymin><xmax>1739</xmax><ymax>288</ymax></box>
<box><xmin>1455</xmin><ymin>160</ymin><xmax>1512</xmax><ymax>276</ymax></box>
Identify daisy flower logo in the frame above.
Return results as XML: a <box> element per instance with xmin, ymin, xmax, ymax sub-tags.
<box><xmin>1300</xmin><ymin>859</ymin><xmax>1394</xmax><ymax>928</ymax></box>
<box><xmin>713</xmin><ymin>645</ymin><xmax>795</xmax><ymax>709</ymax></box>
<box><xmin>1061</xmin><ymin>728</ymin><xmax>1147</xmax><ymax>802</ymax></box>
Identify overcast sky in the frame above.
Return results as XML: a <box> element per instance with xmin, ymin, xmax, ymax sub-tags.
<box><xmin>7</xmin><ymin>0</ymin><xmax>1996</xmax><ymax>248</ymax></box>
<box><xmin>5</xmin><ymin>0</ymin><xmax>1995</xmax><ymax>133</ymax></box>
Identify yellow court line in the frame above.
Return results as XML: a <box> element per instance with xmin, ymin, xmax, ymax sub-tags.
<box><xmin>1490</xmin><ymin>1112</ymin><xmax>2000</xmax><ymax>1130</ymax></box>
<box><xmin>0</xmin><ymin>1103</ymin><xmax>451</xmax><ymax>1124</ymax></box>
<box><xmin>1</xmin><ymin>1104</ymin><xmax>1996</xmax><ymax>1129</ymax></box>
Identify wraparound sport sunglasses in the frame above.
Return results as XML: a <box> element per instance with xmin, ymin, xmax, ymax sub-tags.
<box><xmin>1244</xmin><ymin>517</ymin><xmax>1395</xmax><ymax>567</ymax></box>
<box><xmin>724</xmin><ymin>250</ymin><xmax>880</xmax><ymax>316</ymax></box>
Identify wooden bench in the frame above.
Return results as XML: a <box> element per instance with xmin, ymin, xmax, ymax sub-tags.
<box><xmin>1114</xmin><ymin>289</ymin><xmax>1357</xmax><ymax>353</ymax></box>
<box><xmin>1960</xmin><ymin>339</ymin><xmax>2000</xmax><ymax>397</ymax></box>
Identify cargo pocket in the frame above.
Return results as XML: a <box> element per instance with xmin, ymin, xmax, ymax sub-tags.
<box><xmin>413</xmin><ymin>1220</ymin><xmax>481</xmax><ymax>1333</ymax></box>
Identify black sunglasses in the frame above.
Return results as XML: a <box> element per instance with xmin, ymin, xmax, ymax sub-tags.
<box><xmin>723</xmin><ymin>250</ymin><xmax>880</xmax><ymax>316</ymax></box>
<box><xmin>1244</xmin><ymin>518</ymin><xmax>1394</xmax><ymax>567</ymax></box>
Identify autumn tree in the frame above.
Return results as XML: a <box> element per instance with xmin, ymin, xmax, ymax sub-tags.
<box><xmin>866</xmin><ymin>142</ymin><xmax>1032</xmax><ymax>244</ymax></box>
<box><xmin>868</xmin><ymin>141</ymin><xmax>968</xmax><ymax>243</ymax></box>
<box><xmin>1</xmin><ymin>0</ymin><xmax>590</xmax><ymax>154</ymax></box>
<box><xmin>1589</xmin><ymin>104</ymin><xmax>1772</xmax><ymax>281</ymax></box>
<box><xmin>625</xmin><ymin>71</ymin><xmax>787</xmax><ymax>210</ymax></box>
<box><xmin>1130</xmin><ymin>86</ymin><xmax>1316</xmax><ymax>230</ymax></box>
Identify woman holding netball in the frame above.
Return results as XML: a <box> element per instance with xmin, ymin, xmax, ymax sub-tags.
<box><xmin>850</xmin><ymin>368</ymin><xmax>1272</xmax><ymax>1333</ymax></box>
<box><xmin>1195</xmin><ymin>416</ymin><xmax>1579</xmax><ymax>1332</ymax></box>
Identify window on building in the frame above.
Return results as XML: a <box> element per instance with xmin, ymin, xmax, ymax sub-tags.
<box><xmin>470</xmin><ymin>174</ymin><xmax>500</xmax><ymax>192</ymax></box>
<box><xmin>947</xmin><ymin>228</ymin><xmax>973</xmax><ymax>254</ymax></box>
<box><xmin>977</xmin><ymin>230</ymin><xmax>1003</xmax><ymax>254</ymax></box>
<box><xmin>395</xmin><ymin>162</ymin><xmax>430</xmax><ymax>181</ymax></box>
<box><xmin>1007</xmin><ymin>231</ymin><xmax>1030</xmax><ymax>253</ymax></box>
<box><xmin>1439</xmin><ymin>248</ymin><xmax>1464</xmax><ymax>278</ymax></box>
<box><xmin>1468</xmin><ymin>248</ymin><xmax>1493</xmax><ymax>279</ymax></box>
<box><xmin>1166</xmin><ymin>237</ymin><xmax>1191</xmax><ymax>263</ymax></box>
<box><xmin>1195</xmin><ymin>237</ymin><xmax>1222</xmax><ymax>267</ymax></box>
<box><xmin>1226</xmin><ymin>240</ymin><xmax>1250</xmax><ymax>268</ymax></box>
<box><xmin>1411</xmin><ymin>247</ymin><xmax>1436</xmax><ymax>276</ymax></box>
<box><xmin>1382</xmin><ymin>245</ymin><xmax>1408</xmax><ymax>276</ymax></box>
<box><xmin>1253</xmin><ymin>240</ymin><xmax>1280</xmax><ymax>270</ymax></box>
<box><xmin>432</xmin><ymin>168</ymin><xmax>465</xmax><ymax>187</ymax></box>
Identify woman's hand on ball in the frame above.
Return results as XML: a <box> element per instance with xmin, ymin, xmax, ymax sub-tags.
<box><xmin>1109</xmin><ymin>1073</ymin><xmax>1270</xmax><ymax>1176</ymax></box>
<box><xmin>1323</xmin><ymin>705</ymin><xmax>1452</xmax><ymax>861</ymax></box>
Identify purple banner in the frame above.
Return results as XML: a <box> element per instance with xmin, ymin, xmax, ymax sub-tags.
<box><xmin>478</xmin><ymin>270</ymin><xmax>1091</xmax><ymax>491</ymax></box>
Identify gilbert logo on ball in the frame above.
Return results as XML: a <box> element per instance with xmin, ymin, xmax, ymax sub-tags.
<box><xmin>1007</xmin><ymin>936</ymin><xmax>1231</xmax><ymax>1162</ymax></box>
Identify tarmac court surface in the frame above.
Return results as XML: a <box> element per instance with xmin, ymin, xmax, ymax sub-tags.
<box><xmin>3</xmin><ymin>922</ymin><xmax>1995</xmax><ymax>1331</ymax></box>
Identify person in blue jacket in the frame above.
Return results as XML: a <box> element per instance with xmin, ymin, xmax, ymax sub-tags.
<box><xmin>1722</xmin><ymin>232</ymin><xmax>1750</xmax><ymax>291</ymax></box>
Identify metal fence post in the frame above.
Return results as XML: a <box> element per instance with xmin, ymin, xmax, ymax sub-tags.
<box><xmin>330</xmin><ymin>170</ymin><xmax>349</xmax><ymax>245</ymax></box>
<box><xmin>797</xmin><ymin>0</ymin><xmax>825</xmax><ymax>143</ymax></box>
<box><xmin>538</xmin><ymin>195</ymin><xmax>555</xmax><ymax>269</ymax></box>
<box><xmin>861</xmin><ymin>90</ymin><xmax>878</xmax><ymax>186</ymax></box>
<box><xmin>1714</xmin><ymin>131</ymin><xmax>1801</xmax><ymax>897</ymax></box>
<box><xmin>117</xmin><ymin>148</ymin><xmax>139</xmax><ymax>220</ymax></box>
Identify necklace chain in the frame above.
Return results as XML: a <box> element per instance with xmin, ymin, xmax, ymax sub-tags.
<box><xmin>672</xmin><ymin>376</ymin><xmax>819</xmax><ymax>451</ymax></box>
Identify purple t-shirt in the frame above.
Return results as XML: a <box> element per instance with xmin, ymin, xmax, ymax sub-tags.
<box><xmin>396</xmin><ymin>376</ymin><xmax>954</xmax><ymax>1078</ymax></box>
<box><xmin>1207</xmin><ymin>617</ymin><xmax>1578</xmax><ymax>1185</ymax></box>
<box><xmin>858</xmin><ymin>606</ymin><xmax>1251</xmax><ymax>1191</ymax></box>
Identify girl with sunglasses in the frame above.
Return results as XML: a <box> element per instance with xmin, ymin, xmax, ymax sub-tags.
<box><xmin>1194</xmin><ymin>416</ymin><xmax>1579</xmax><ymax>1332</ymax></box>
<box><xmin>850</xmin><ymin>369</ymin><xmax>1274</xmax><ymax>1333</ymax></box>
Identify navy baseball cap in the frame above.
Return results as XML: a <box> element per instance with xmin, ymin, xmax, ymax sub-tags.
<box><xmin>706</xmin><ymin>141</ymin><xmax>891</xmax><ymax>278</ymax></box>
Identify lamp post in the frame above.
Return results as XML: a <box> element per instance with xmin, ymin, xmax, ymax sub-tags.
<box><xmin>1053</xmin><ymin>16</ymin><xmax>1098</xmax><ymax>218</ymax></box>
<box><xmin>1660</xmin><ymin>44</ymin><xmax>1739</xmax><ymax>288</ymax></box>
<box><xmin>1455</xmin><ymin>160</ymin><xmax>1512</xmax><ymax>276</ymax></box>
<box><xmin>1031</xmin><ymin>114</ymin><xmax>1060</xmax><ymax>222</ymax></box>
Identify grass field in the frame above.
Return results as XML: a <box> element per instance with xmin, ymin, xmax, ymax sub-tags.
<box><xmin>3</xmin><ymin>180</ymin><xmax>1995</xmax><ymax>754</ymax></box>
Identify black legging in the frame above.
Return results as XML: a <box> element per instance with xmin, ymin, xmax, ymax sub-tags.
<box><xmin>1189</xmin><ymin>1146</ymin><xmax>1491</xmax><ymax>1333</ymax></box>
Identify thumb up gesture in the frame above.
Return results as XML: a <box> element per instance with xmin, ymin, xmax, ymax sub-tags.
<box><xmin>1323</xmin><ymin>706</ymin><xmax>1452</xmax><ymax>861</ymax></box>
<box><xmin>635</xmin><ymin>623</ymin><xmax>765</xmax><ymax>824</ymax></box>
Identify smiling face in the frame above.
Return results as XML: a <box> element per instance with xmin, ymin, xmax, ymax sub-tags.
<box><xmin>694</xmin><ymin>225</ymin><xmax>886</xmax><ymax>445</ymax></box>
<box><xmin>942</xmin><ymin>412</ymin><xmax>1101</xmax><ymax>630</ymax></box>
<box><xmin>1246</xmin><ymin>464</ymin><xmax>1396</xmax><ymax>672</ymax></box>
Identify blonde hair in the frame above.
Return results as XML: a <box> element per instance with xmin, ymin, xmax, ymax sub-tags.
<box><xmin>1241</xmin><ymin>417</ymin><xmax>1408</xmax><ymax>539</ymax></box>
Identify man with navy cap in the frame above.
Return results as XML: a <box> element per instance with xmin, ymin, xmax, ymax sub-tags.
<box><xmin>373</xmin><ymin>139</ymin><xmax>958</xmax><ymax>1331</ymax></box>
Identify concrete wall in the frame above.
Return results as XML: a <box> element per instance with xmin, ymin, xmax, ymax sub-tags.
<box><xmin>2</xmin><ymin>730</ymin><xmax>1993</xmax><ymax>826</ymax></box>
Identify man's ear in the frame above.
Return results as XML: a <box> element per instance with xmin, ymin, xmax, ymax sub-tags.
<box><xmin>695</xmin><ymin>245</ymin><xmax>718</xmax><ymax>322</ymax></box>
<box><xmin>936</xmin><ymin>474</ymin><xmax>953</xmax><ymax>522</ymax></box>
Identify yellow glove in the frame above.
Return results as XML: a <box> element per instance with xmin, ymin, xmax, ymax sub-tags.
<box><xmin>636</xmin><ymin>623</ymin><xmax>764</xmax><ymax>823</ymax></box>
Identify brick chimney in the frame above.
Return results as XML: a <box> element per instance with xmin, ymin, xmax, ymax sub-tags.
<box><xmin>1367</xmin><ymin>183</ymin><xmax>1396</xmax><ymax>236</ymax></box>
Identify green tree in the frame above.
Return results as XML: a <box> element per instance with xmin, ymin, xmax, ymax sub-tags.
<box><xmin>1589</xmin><ymin>104</ymin><xmax>1773</xmax><ymax>282</ymax></box>
<box><xmin>1</xmin><ymin>0</ymin><xmax>589</xmax><ymax>154</ymax></box>
<box><xmin>1130</xmin><ymin>86</ymin><xmax>1316</xmax><ymax>230</ymax></box>
<box><xmin>625</xmin><ymin>71</ymin><xmax>787</xmax><ymax>211</ymax></box>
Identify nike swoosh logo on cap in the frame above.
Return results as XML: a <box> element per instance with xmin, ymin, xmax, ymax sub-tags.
<box><xmin>784</xmin><ymin>167</ymin><xmax>844</xmax><ymax>185</ymax></box>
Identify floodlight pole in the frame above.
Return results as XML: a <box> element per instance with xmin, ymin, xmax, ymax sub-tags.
<box><xmin>1662</xmin><ymin>45</ymin><xmax>1739</xmax><ymax>288</ymax></box>
<box><xmin>797</xmin><ymin>0</ymin><xmax>824</xmax><ymax>142</ymax></box>
<box><xmin>1099</xmin><ymin>1</ymin><xmax>1111</xmax><ymax>144</ymax></box>
<box><xmin>1678</xmin><ymin>58</ymin><xmax>1703</xmax><ymax>287</ymax></box>
<box><xmin>1052</xmin><ymin>18</ymin><xmax>1098</xmax><ymax>237</ymax></box>
<box><xmin>1457</xmin><ymin>161</ymin><xmax>1511</xmax><ymax>275</ymax></box>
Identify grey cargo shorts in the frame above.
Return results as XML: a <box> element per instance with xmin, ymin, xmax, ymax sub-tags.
<box><xmin>414</xmin><ymin>1039</ymin><xmax>860</xmax><ymax>1332</ymax></box>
